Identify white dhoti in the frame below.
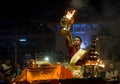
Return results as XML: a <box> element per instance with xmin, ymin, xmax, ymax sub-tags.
<box><xmin>66</xmin><ymin>65</ymin><xmax>83</xmax><ymax>78</ymax></box>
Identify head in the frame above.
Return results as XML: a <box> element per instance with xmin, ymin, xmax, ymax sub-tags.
<box><xmin>73</xmin><ymin>36</ymin><xmax>82</xmax><ymax>47</ymax></box>
<box><xmin>109</xmin><ymin>63</ymin><xmax>115</xmax><ymax>70</ymax></box>
<box><xmin>29</xmin><ymin>59</ymin><xmax>36</xmax><ymax>65</ymax></box>
<box><xmin>5</xmin><ymin>60</ymin><xmax>11</xmax><ymax>66</ymax></box>
<box><xmin>15</xmin><ymin>64</ymin><xmax>20</xmax><ymax>68</ymax></box>
<box><xmin>85</xmin><ymin>68</ymin><xmax>90</xmax><ymax>73</ymax></box>
<box><xmin>97</xmin><ymin>67</ymin><xmax>103</xmax><ymax>73</ymax></box>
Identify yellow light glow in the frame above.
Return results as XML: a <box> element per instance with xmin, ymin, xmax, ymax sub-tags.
<box><xmin>63</xmin><ymin>10</ymin><xmax>76</xmax><ymax>20</ymax></box>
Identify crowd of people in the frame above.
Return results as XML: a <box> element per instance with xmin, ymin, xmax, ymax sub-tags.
<box><xmin>82</xmin><ymin>63</ymin><xmax>119</xmax><ymax>84</ymax></box>
<box><xmin>0</xmin><ymin>59</ymin><xmax>119</xmax><ymax>84</ymax></box>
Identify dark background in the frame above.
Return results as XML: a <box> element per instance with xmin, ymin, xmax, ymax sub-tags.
<box><xmin>0</xmin><ymin>0</ymin><xmax>120</xmax><ymax>65</ymax></box>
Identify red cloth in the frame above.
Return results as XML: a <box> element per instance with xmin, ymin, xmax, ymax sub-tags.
<box><xmin>66</xmin><ymin>39</ymin><xmax>87</xmax><ymax>66</ymax></box>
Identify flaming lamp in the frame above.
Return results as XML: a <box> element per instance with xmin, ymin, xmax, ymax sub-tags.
<box><xmin>85</xmin><ymin>38</ymin><xmax>105</xmax><ymax>77</ymax></box>
<box><xmin>60</xmin><ymin>10</ymin><xmax>76</xmax><ymax>35</ymax></box>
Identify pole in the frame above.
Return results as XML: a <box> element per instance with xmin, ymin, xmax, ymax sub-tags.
<box><xmin>91</xmin><ymin>65</ymin><xmax>95</xmax><ymax>77</ymax></box>
<box><xmin>15</xmin><ymin>28</ymin><xmax>17</xmax><ymax>65</ymax></box>
<box><xmin>15</xmin><ymin>43</ymin><xmax>17</xmax><ymax>64</ymax></box>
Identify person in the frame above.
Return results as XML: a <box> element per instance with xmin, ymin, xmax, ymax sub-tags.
<box><xmin>95</xmin><ymin>67</ymin><xmax>105</xmax><ymax>78</ymax></box>
<box><xmin>66</xmin><ymin>35</ymin><xmax>87</xmax><ymax>66</ymax></box>
<box><xmin>60</xmin><ymin>24</ymin><xmax>87</xmax><ymax>78</ymax></box>
<box><xmin>27</xmin><ymin>59</ymin><xmax>37</xmax><ymax>68</ymax></box>
<box><xmin>83</xmin><ymin>67</ymin><xmax>91</xmax><ymax>79</ymax></box>
<box><xmin>60</xmin><ymin>10</ymin><xmax>87</xmax><ymax>78</ymax></box>
<box><xmin>0</xmin><ymin>60</ymin><xmax>13</xmax><ymax>76</ymax></box>
<box><xmin>15</xmin><ymin>64</ymin><xmax>22</xmax><ymax>76</ymax></box>
<box><xmin>60</xmin><ymin>22</ymin><xmax>87</xmax><ymax>65</ymax></box>
<box><xmin>0</xmin><ymin>60</ymin><xmax>14</xmax><ymax>82</ymax></box>
<box><xmin>105</xmin><ymin>63</ymin><xmax>119</xmax><ymax>84</ymax></box>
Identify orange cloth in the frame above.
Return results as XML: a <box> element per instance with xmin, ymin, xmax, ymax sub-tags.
<box><xmin>13</xmin><ymin>65</ymin><xmax>73</xmax><ymax>82</ymax></box>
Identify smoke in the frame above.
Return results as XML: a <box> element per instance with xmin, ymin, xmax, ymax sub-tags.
<box><xmin>101</xmin><ymin>0</ymin><xmax>120</xmax><ymax>19</ymax></box>
<box><xmin>69</xmin><ymin>0</ymin><xmax>120</xmax><ymax>20</ymax></box>
<box><xmin>70</xmin><ymin>0</ymin><xmax>87</xmax><ymax>9</ymax></box>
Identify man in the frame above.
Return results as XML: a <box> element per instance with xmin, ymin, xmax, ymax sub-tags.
<box><xmin>63</xmin><ymin>30</ymin><xmax>87</xmax><ymax>66</ymax></box>
<box><xmin>61</xmin><ymin>29</ymin><xmax>87</xmax><ymax>78</ymax></box>
<box><xmin>105</xmin><ymin>63</ymin><xmax>119</xmax><ymax>84</ymax></box>
<box><xmin>60</xmin><ymin>10</ymin><xmax>87</xmax><ymax>77</ymax></box>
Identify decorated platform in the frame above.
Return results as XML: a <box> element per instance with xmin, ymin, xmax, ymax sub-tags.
<box><xmin>13</xmin><ymin>65</ymin><xmax>74</xmax><ymax>83</ymax></box>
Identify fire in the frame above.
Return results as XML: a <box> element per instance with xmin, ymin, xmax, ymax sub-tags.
<box><xmin>60</xmin><ymin>9</ymin><xmax>76</xmax><ymax>35</ymax></box>
<box><xmin>85</xmin><ymin>59</ymin><xmax>105</xmax><ymax>68</ymax></box>
<box><xmin>63</xmin><ymin>10</ymin><xmax>76</xmax><ymax>20</ymax></box>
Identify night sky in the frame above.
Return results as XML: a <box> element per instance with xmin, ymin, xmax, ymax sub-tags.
<box><xmin>0</xmin><ymin>0</ymin><xmax>120</xmax><ymax>22</ymax></box>
<box><xmin>0</xmin><ymin>0</ymin><xmax>120</xmax><ymax>36</ymax></box>
<box><xmin>0</xmin><ymin>0</ymin><xmax>120</xmax><ymax>64</ymax></box>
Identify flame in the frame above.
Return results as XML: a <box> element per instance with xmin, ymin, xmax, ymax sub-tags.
<box><xmin>85</xmin><ymin>59</ymin><xmax>105</xmax><ymax>68</ymax></box>
<box><xmin>63</xmin><ymin>10</ymin><xmax>76</xmax><ymax>20</ymax></box>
